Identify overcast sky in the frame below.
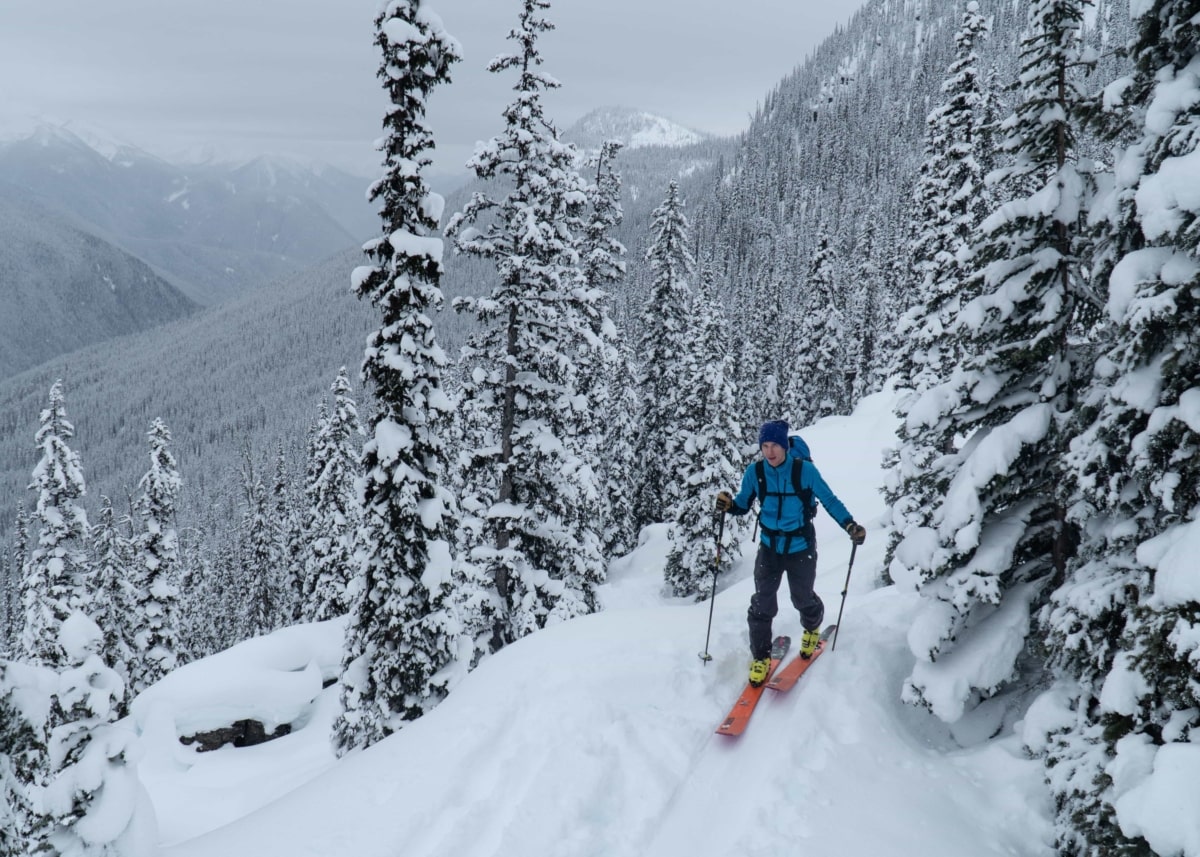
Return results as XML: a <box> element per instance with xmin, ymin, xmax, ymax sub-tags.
<box><xmin>0</xmin><ymin>0</ymin><xmax>868</xmax><ymax>183</ymax></box>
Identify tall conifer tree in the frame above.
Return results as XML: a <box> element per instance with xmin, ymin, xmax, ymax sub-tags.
<box><xmin>21</xmin><ymin>381</ymin><xmax>90</xmax><ymax>670</ymax></box>
<box><xmin>446</xmin><ymin>0</ymin><xmax>606</xmax><ymax>645</ymax></box>
<box><xmin>632</xmin><ymin>181</ymin><xmax>695</xmax><ymax>531</ymax></box>
<box><xmin>90</xmin><ymin>497</ymin><xmax>133</xmax><ymax>695</ymax></box>
<box><xmin>900</xmin><ymin>1</ymin><xmax>992</xmax><ymax>390</ymax></box>
<box><xmin>664</xmin><ymin>283</ymin><xmax>745</xmax><ymax>598</ymax></box>
<box><xmin>885</xmin><ymin>1</ymin><xmax>993</xmax><ymax>583</ymax></box>
<box><xmin>791</xmin><ymin>226</ymin><xmax>847</xmax><ymax>422</ymax></box>
<box><xmin>580</xmin><ymin>140</ymin><xmax>636</xmax><ymax>558</ymax></box>
<box><xmin>6</xmin><ymin>508</ymin><xmax>29</xmax><ymax>655</ymax></box>
<box><xmin>334</xmin><ymin>0</ymin><xmax>461</xmax><ymax>753</ymax></box>
<box><xmin>128</xmin><ymin>419</ymin><xmax>182</xmax><ymax>696</ymax></box>
<box><xmin>1036</xmin><ymin>3</ymin><xmax>1200</xmax><ymax>852</ymax></box>
<box><xmin>303</xmin><ymin>370</ymin><xmax>363</xmax><ymax>622</ymax></box>
<box><xmin>238</xmin><ymin>451</ymin><xmax>277</xmax><ymax>640</ymax></box>
<box><xmin>899</xmin><ymin>0</ymin><xmax>1096</xmax><ymax>724</ymax></box>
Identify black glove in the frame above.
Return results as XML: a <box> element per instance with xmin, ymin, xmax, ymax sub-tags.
<box><xmin>845</xmin><ymin>520</ymin><xmax>866</xmax><ymax>545</ymax></box>
<box><xmin>715</xmin><ymin>491</ymin><xmax>734</xmax><ymax>513</ymax></box>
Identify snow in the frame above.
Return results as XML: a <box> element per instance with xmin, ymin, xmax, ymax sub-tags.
<box><xmin>59</xmin><ymin>610</ymin><xmax>104</xmax><ymax>664</ymax></box>
<box><xmin>1099</xmin><ymin>652</ymin><xmax>1151</xmax><ymax>717</ymax></box>
<box><xmin>1136</xmin><ymin>58</ymin><xmax>1200</xmax><ymax>241</ymax></box>
<box><xmin>1179</xmin><ymin>387</ymin><xmax>1200</xmax><ymax>434</ymax></box>
<box><xmin>381</xmin><ymin>16</ymin><xmax>420</xmax><ymax>47</ymax></box>
<box><xmin>350</xmin><ymin>265</ymin><xmax>377</xmax><ymax>291</ymax></box>
<box><xmin>387</xmin><ymin>228</ymin><xmax>444</xmax><ymax>266</ymax></box>
<box><xmin>1111</xmin><ymin>740</ymin><xmax>1200</xmax><ymax>856</ymax></box>
<box><xmin>119</xmin><ymin>390</ymin><xmax>1056</xmax><ymax>857</ymax></box>
<box><xmin>907</xmin><ymin>580</ymin><xmax>1041</xmax><ymax>723</ymax></box>
<box><xmin>940</xmin><ymin>403</ymin><xmax>1052</xmax><ymax>547</ymax></box>
<box><xmin>370</xmin><ymin>417</ymin><xmax>414</xmax><ymax>465</ymax></box>
<box><xmin>130</xmin><ymin>620</ymin><xmax>345</xmax><ymax>738</ymax></box>
<box><xmin>1136</xmin><ymin>518</ymin><xmax>1200</xmax><ymax>608</ymax></box>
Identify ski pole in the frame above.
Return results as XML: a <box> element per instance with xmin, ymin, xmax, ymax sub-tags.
<box><xmin>699</xmin><ymin>510</ymin><xmax>726</xmax><ymax>664</ymax></box>
<box><xmin>831</xmin><ymin>541</ymin><xmax>857</xmax><ymax>652</ymax></box>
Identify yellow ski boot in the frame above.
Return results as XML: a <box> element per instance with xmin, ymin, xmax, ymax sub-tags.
<box><xmin>748</xmin><ymin>656</ymin><xmax>771</xmax><ymax>687</ymax></box>
<box><xmin>800</xmin><ymin>628</ymin><xmax>821</xmax><ymax>659</ymax></box>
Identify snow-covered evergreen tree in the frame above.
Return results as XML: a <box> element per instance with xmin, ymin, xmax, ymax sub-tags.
<box><xmin>35</xmin><ymin>612</ymin><xmax>150</xmax><ymax>857</ymax></box>
<box><xmin>271</xmin><ymin>441</ymin><xmax>302</xmax><ymax>626</ymax></box>
<box><xmin>301</xmin><ymin>370</ymin><xmax>363</xmax><ymax>622</ymax></box>
<box><xmin>175</xmin><ymin>526</ymin><xmax>223</xmax><ymax>660</ymax></box>
<box><xmin>445</xmin><ymin>0</ymin><xmax>606</xmax><ymax>645</ymax></box>
<box><xmin>631</xmin><ymin>180</ymin><xmax>696</xmax><ymax>533</ymax></box>
<box><xmin>579</xmin><ymin>140</ymin><xmax>636</xmax><ymax>559</ymax></box>
<box><xmin>790</xmin><ymin>226</ymin><xmax>848</xmax><ymax>422</ymax></box>
<box><xmin>1033</xmin><ymin>3</ymin><xmax>1200</xmax><ymax>853</ymax></box>
<box><xmin>128</xmin><ymin>418</ymin><xmax>182</xmax><ymax>697</ymax></box>
<box><xmin>663</xmin><ymin>283</ymin><xmax>745</xmax><ymax>598</ymax></box>
<box><xmin>0</xmin><ymin>554</ymin><xmax>10</xmax><ymax>658</ymax></box>
<box><xmin>899</xmin><ymin>1</ymin><xmax>992</xmax><ymax>392</ymax></box>
<box><xmin>581</xmin><ymin>140</ymin><xmax>626</xmax><ymax>294</ymax></box>
<box><xmin>238</xmin><ymin>450</ymin><xmax>277</xmax><ymax>640</ymax></box>
<box><xmin>752</xmin><ymin>259</ymin><xmax>799</xmax><ymax>424</ymax></box>
<box><xmin>89</xmin><ymin>497</ymin><xmax>133</xmax><ymax>694</ymax></box>
<box><xmin>5</xmin><ymin>508</ymin><xmax>30</xmax><ymax>655</ymax></box>
<box><xmin>294</xmin><ymin>401</ymin><xmax>328</xmax><ymax>622</ymax></box>
<box><xmin>848</xmin><ymin>220</ymin><xmax>889</xmax><ymax>403</ymax></box>
<box><xmin>21</xmin><ymin>381</ymin><xmax>90</xmax><ymax>670</ymax></box>
<box><xmin>333</xmin><ymin>0</ymin><xmax>461</xmax><ymax>754</ymax></box>
<box><xmin>600</xmin><ymin>339</ymin><xmax>641</xmax><ymax>558</ymax></box>
<box><xmin>898</xmin><ymin>0</ymin><xmax>1096</xmax><ymax>724</ymax></box>
<box><xmin>207</xmin><ymin>527</ymin><xmax>248</xmax><ymax>654</ymax></box>
<box><xmin>0</xmin><ymin>657</ymin><xmax>53</xmax><ymax>857</ymax></box>
<box><xmin>884</xmin><ymin>1</ymin><xmax>993</xmax><ymax>585</ymax></box>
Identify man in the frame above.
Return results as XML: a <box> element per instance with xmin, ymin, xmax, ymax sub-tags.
<box><xmin>717</xmin><ymin>419</ymin><xmax>866</xmax><ymax>686</ymax></box>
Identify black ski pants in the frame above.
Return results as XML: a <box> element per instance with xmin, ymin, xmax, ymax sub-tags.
<box><xmin>747</xmin><ymin>544</ymin><xmax>823</xmax><ymax>660</ymax></box>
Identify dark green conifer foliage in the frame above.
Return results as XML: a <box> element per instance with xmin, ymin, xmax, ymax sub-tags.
<box><xmin>632</xmin><ymin>181</ymin><xmax>695</xmax><ymax>532</ymax></box>
<box><xmin>334</xmin><ymin>0</ymin><xmax>461</xmax><ymax>753</ymax></box>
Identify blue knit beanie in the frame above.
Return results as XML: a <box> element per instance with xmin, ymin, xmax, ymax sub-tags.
<box><xmin>758</xmin><ymin>420</ymin><xmax>789</xmax><ymax>449</ymax></box>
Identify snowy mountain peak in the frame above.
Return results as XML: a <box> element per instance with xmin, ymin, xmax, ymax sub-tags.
<box><xmin>232</xmin><ymin>153</ymin><xmax>333</xmax><ymax>185</ymax></box>
<box><xmin>1</xmin><ymin>118</ymin><xmax>161</xmax><ymax>167</ymax></box>
<box><xmin>567</xmin><ymin>107</ymin><xmax>708</xmax><ymax>152</ymax></box>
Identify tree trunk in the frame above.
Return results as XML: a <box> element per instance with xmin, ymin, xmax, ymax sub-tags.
<box><xmin>494</xmin><ymin>301</ymin><xmax>519</xmax><ymax>606</ymax></box>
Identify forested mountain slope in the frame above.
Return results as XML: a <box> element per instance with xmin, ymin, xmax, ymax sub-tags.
<box><xmin>686</xmin><ymin>0</ymin><xmax>1130</xmax><ymax>399</ymax></box>
<box><xmin>0</xmin><ymin>184</ymin><xmax>197</xmax><ymax>379</ymax></box>
<box><xmin>0</xmin><ymin>124</ymin><xmax>374</xmax><ymax>306</ymax></box>
<box><xmin>0</xmin><ymin>246</ymin><xmax>375</xmax><ymax>538</ymax></box>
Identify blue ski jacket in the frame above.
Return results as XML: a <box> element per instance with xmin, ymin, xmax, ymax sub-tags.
<box><xmin>728</xmin><ymin>452</ymin><xmax>853</xmax><ymax>554</ymax></box>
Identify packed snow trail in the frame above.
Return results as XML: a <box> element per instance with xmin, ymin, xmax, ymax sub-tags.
<box><xmin>141</xmin><ymin>391</ymin><xmax>1054</xmax><ymax>857</ymax></box>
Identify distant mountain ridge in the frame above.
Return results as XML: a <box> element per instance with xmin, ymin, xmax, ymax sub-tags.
<box><xmin>0</xmin><ymin>183</ymin><xmax>197</xmax><ymax>379</ymax></box>
<box><xmin>0</xmin><ymin>122</ymin><xmax>377</xmax><ymax>306</ymax></box>
<box><xmin>565</xmin><ymin>107</ymin><xmax>708</xmax><ymax>152</ymax></box>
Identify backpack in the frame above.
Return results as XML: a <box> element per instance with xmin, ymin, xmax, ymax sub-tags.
<box><xmin>754</xmin><ymin>434</ymin><xmax>819</xmax><ymax>550</ymax></box>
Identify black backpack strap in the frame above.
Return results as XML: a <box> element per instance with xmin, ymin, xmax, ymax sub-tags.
<box><xmin>793</xmin><ymin>457</ymin><xmax>817</xmax><ymax>548</ymax></box>
<box><xmin>756</xmin><ymin>457</ymin><xmax>807</xmax><ymax>554</ymax></box>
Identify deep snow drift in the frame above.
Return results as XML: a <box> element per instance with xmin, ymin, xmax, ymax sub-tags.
<box><xmin>131</xmin><ymin>389</ymin><xmax>1056</xmax><ymax>857</ymax></box>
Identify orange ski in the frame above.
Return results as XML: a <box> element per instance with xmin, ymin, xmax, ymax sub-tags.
<box><xmin>715</xmin><ymin>635</ymin><xmax>790</xmax><ymax>737</ymax></box>
<box><xmin>766</xmin><ymin>625</ymin><xmax>836</xmax><ymax>692</ymax></box>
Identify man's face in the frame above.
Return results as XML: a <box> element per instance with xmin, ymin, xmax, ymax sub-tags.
<box><xmin>761</xmin><ymin>441</ymin><xmax>786</xmax><ymax>467</ymax></box>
